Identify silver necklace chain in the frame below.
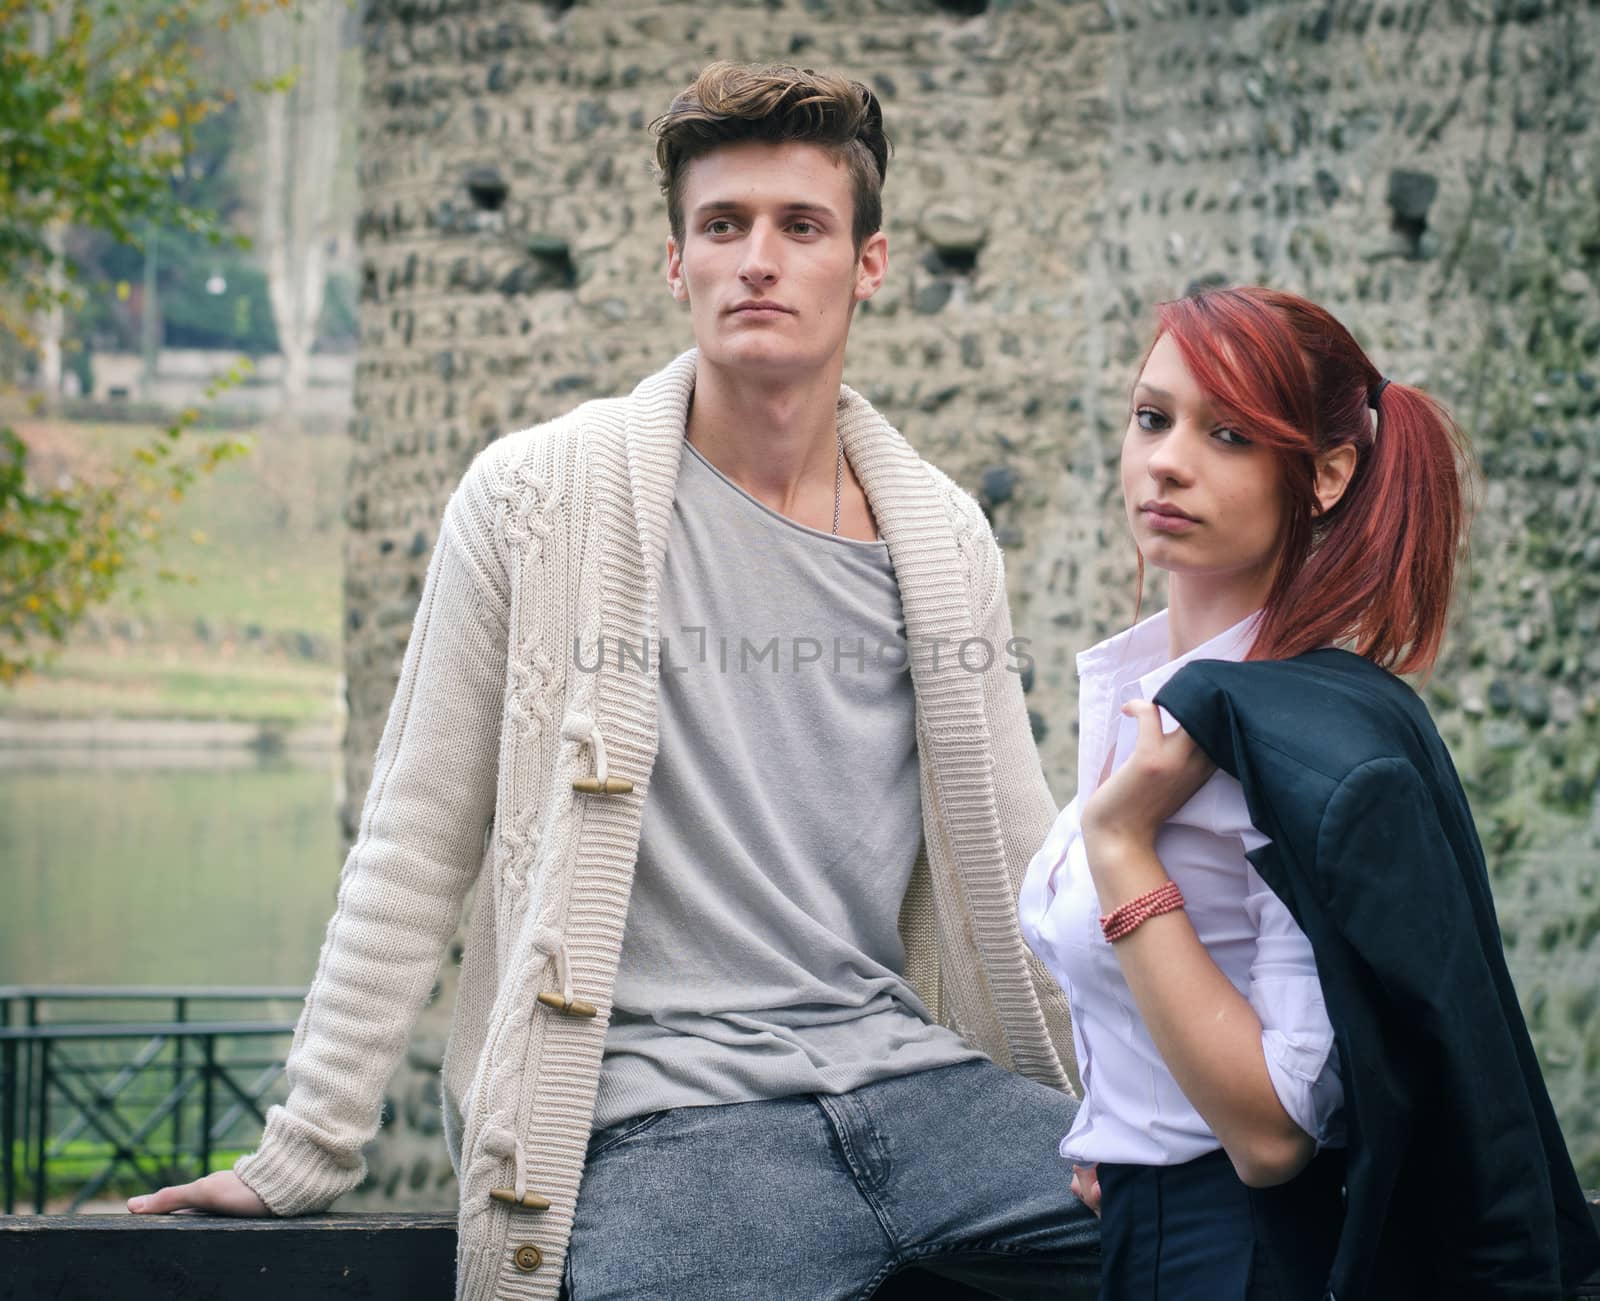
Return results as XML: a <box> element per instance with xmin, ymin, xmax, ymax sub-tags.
<box><xmin>831</xmin><ymin>435</ymin><xmax>843</xmax><ymax>536</ymax></box>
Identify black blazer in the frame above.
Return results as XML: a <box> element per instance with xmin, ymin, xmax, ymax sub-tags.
<box><xmin>1155</xmin><ymin>649</ymin><xmax>1600</xmax><ymax>1300</ymax></box>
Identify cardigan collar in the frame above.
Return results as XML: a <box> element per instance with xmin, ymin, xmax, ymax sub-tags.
<box><xmin>620</xmin><ymin>349</ymin><xmax>968</xmax><ymax>646</ymax></box>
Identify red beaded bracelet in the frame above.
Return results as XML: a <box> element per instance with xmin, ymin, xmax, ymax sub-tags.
<box><xmin>1100</xmin><ymin>881</ymin><xmax>1185</xmax><ymax>943</ymax></box>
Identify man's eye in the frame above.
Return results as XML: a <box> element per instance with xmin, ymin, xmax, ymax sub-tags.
<box><xmin>1134</xmin><ymin>407</ymin><xmax>1167</xmax><ymax>432</ymax></box>
<box><xmin>706</xmin><ymin>219</ymin><xmax>736</xmax><ymax>235</ymax></box>
<box><xmin>790</xmin><ymin>220</ymin><xmax>817</xmax><ymax>236</ymax></box>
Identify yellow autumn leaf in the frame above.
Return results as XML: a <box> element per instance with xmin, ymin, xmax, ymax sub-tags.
<box><xmin>117</xmin><ymin>281</ymin><xmax>131</xmax><ymax>301</ymax></box>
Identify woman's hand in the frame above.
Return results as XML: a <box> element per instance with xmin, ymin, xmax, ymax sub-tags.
<box><xmin>128</xmin><ymin>1169</ymin><xmax>269</xmax><ymax>1216</ymax></box>
<box><xmin>1070</xmin><ymin>1163</ymin><xmax>1102</xmax><ymax>1218</ymax></box>
<box><xmin>1080</xmin><ymin>700</ymin><xmax>1215</xmax><ymax>886</ymax></box>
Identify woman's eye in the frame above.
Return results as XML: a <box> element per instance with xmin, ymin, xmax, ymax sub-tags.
<box><xmin>1134</xmin><ymin>407</ymin><xmax>1168</xmax><ymax>432</ymax></box>
<box><xmin>1213</xmin><ymin>426</ymin><xmax>1250</xmax><ymax>447</ymax></box>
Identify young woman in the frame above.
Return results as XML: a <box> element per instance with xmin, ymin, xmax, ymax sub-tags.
<box><xmin>1019</xmin><ymin>287</ymin><xmax>1600</xmax><ymax>1299</ymax></box>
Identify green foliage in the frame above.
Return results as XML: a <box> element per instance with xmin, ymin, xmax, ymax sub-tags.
<box><xmin>0</xmin><ymin>0</ymin><xmax>232</xmax><ymax>330</ymax></box>
<box><xmin>1</xmin><ymin>393</ymin><xmax>252</xmax><ymax>686</ymax></box>
<box><xmin>161</xmin><ymin>250</ymin><xmax>279</xmax><ymax>352</ymax></box>
<box><xmin>0</xmin><ymin>0</ymin><xmax>268</xmax><ymax>683</ymax></box>
<box><xmin>2</xmin><ymin>416</ymin><xmax>346</xmax><ymax>724</ymax></box>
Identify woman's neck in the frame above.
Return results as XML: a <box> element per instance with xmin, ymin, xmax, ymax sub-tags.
<box><xmin>1164</xmin><ymin>573</ymin><xmax>1269</xmax><ymax>660</ymax></box>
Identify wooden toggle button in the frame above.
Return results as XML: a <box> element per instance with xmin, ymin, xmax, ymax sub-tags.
<box><xmin>537</xmin><ymin>991</ymin><xmax>598</xmax><ymax>1018</ymax></box>
<box><xmin>571</xmin><ymin>775</ymin><xmax>633</xmax><ymax>794</ymax></box>
<box><xmin>490</xmin><ymin>1188</ymin><xmax>552</xmax><ymax>1211</ymax></box>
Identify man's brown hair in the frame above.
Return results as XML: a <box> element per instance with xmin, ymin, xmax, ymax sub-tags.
<box><xmin>651</xmin><ymin>62</ymin><xmax>891</xmax><ymax>250</ymax></box>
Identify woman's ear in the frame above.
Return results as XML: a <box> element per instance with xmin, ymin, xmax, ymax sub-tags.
<box><xmin>1313</xmin><ymin>443</ymin><xmax>1359</xmax><ymax>515</ymax></box>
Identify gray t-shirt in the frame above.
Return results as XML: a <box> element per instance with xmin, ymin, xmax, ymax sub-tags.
<box><xmin>592</xmin><ymin>442</ymin><xmax>983</xmax><ymax>1128</ymax></box>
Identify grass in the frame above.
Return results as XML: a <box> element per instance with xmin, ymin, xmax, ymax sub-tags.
<box><xmin>6</xmin><ymin>1035</ymin><xmax>289</xmax><ymax>1208</ymax></box>
<box><xmin>3</xmin><ymin>415</ymin><xmax>346</xmax><ymax>725</ymax></box>
<box><xmin>2</xmin><ymin>647</ymin><xmax>339</xmax><ymax>724</ymax></box>
<box><xmin>9</xmin><ymin>1139</ymin><xmax>258</xmax><ymax>1208</ymax></box>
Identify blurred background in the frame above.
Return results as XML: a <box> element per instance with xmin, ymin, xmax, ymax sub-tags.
<box><xmin>2</xmin><ymin>0</ymin><xmax>1596</xmax><ymax>1214</ymax></box>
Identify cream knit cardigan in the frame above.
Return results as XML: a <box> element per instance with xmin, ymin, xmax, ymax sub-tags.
<box><xmin>234</xmin><ymin>351</ymin><xmax>1077</xmax><ymax>1300</ymax></box>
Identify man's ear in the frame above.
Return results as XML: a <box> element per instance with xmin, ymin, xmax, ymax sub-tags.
<box><xmin>853</xmin><ymin>230</ymin><xmax>888</xmax><ymax>303</ymax></box>
<box><xmin>666</xmin><ymin>236</ymin><xmax>688</xmax><ymax>302</ymax></box>
<box><xmin>1313</xmin><ymin>442</ymin><xmax>1359</xmax><ymax>515</ymax></box>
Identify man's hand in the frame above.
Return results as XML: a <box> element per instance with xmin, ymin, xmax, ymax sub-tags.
<box><xmin>128</xmin><ymin>1170</ymin><xmax>270</xmax><ymax>1216</ymax></box>
<box><xmin>1070</xmin><ymin>1162</ymin><xmax>1101</xmax><ymax>1218</ymax></box>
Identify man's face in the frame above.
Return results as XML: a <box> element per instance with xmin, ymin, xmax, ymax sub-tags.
<box><xmin>666</xmin><ymin>140</ymin><xmax>887</xmax><ymax>379</ymax></box>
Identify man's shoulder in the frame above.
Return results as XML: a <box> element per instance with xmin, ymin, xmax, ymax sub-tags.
<box><xmin>472</xmin><ymin>351</ymin><xmax>695</xmax><ymax>486</ymax></box>
<box><xmin>482</xmin><ymin>394</ymin><xmax>632</xmax><ymax>472</ymax></box>
<box><xmin>450</xmin><ymin>396</ymin><xmax>630</xmax><ymax>508</ymax></box>
<box><xmin>879</xmin><ymin>444</ymin><xmax>992</xmax><ymax>575</ymax></box>
<box><xmin>917</xmin><ymin>457</ymin><xmax>986</xmax><ymax>531</ymax></box>
<box><xmin>443</xmin><ymin>395</ymin><xmax>635</xmax><ymax>551</ymax></box>
<box><xmin>840</xmin><ymin>380</ymin><xmax>989</xmax><ymax>545</ymax></box>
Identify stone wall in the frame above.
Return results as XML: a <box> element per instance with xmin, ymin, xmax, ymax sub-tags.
<box><xmin>341</xmin><ymin>0</ymin><xmax>1600</xmax><ymax>1206</ymax></box>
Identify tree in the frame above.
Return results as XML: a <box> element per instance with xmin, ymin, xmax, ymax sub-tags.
<box><xmin>0</xmin><ymin>0</ymin><xmax>256</xmax><ymax>683</ymax></box>
<box><xmin>230</xmin><ymin>0</ymin><xmax>350</xmax><ymax>411</ymax></box>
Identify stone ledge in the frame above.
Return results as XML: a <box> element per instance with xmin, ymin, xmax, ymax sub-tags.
<box><xmin>0</xmin><ymin>1213</ymin><xmax>456</xmax><ymax>1301</ymax></box>
<box><xmin>0</xmin><ymin>1213</ymin><xmax>1061</xmax><ymax>1300</ymax></box>
<box><xmin>3</xmin><ymin>1208</ymin><xmax>1598</xmax><ymax>1300</ymax></box>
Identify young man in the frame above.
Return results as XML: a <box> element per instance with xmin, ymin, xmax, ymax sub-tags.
<box><xmin>132</xmin><ymin>63</ymin><xmax>1098</xmax><ymax>1300</ymax></box>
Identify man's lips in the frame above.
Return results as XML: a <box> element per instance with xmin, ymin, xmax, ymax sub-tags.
<box><xmin>727</xmin><ymin>300</ymin><xmax>795</xmax><ymax>316</ymax></box>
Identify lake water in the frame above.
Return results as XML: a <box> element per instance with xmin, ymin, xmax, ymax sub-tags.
<box><xmin>1</xmin><ymin>753</ymin><xmax>340</xmax><ymax>988</ymax></box>
<box><xmin>2</xmin><ymin>751</ymin><xmax>1594</xmax><ymax>1186</ymax></box>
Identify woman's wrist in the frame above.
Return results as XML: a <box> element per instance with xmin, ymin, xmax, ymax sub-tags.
<box><xmin>1082</xmin><ymin>831</ymin><xmax>1172</xmax><ymax>909</ymax></box>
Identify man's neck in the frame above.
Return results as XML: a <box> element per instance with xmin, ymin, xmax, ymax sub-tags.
<box><xmin>684</xmin><ymin>357</ymin><xmax>846</xmax><ymax>521</ymax></box>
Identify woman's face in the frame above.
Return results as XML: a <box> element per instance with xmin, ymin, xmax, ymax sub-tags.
<box><xmin>1121</xmin><ymin>332</ymin><xmax>1288</xmax><ymax>604</ymax></box>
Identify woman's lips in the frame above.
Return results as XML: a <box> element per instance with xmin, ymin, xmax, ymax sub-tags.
<box><xmin>1141</xmin><ymin>502</ymin><xmax>1198</xmax><ymax>533</ymax></box>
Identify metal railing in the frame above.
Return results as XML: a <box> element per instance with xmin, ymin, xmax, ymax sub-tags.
<box><xmin>0</xmin><ymin>987</ymin><xmax>303</xmax><ymax>1214</ymax></box>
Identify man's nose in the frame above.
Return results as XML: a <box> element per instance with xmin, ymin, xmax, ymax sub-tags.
<box><xmin>738</xmin><ymin>222</ymin><xmax>780</xmax><ymax>287</ymax></box>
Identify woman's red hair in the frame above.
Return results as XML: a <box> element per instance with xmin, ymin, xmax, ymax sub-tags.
<box><xmin>1150</xmin><ymin>287</ymin><xmax>1469</xmax><ymax>675</ymax></box>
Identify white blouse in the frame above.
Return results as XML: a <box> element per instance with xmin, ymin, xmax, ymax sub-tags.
<box><xmin>1019</xmin><ymin>610</ymin><xmax>1345</xmax><ymax>1168</ymax></box>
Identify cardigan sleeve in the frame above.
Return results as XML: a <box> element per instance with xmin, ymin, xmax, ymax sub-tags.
<box><xmin>233</xmin><ymin>469</ymin><xmax>510</xmax><ymax>1215</ymax></box>
<box><xmin>968</xmin><ymin>527</ymin><xmax>1080</xmax><ymax>1094</ymax></box>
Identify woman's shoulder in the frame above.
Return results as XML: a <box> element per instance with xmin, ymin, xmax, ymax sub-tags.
<box><xmin>1158</xmin><ymin>649</ymin><xmax>1440</xmax><ymax>778</ymax></box>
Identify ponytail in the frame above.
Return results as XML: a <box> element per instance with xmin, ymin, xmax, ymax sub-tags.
<box><xmin>1255</xmin><ymin>379</ymin><xmax>1468</xmax><ymax>675</ymax></box>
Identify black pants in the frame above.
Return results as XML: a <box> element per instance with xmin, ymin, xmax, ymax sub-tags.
<box><xmin>1097</xmin><ymin>1147</ymin><xmax>1345</xmax><ymax>1301</ymax></box>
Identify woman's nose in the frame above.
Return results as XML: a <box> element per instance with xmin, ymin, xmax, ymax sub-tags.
<box><xmin>1145</xmin><ymin>426</ymin><xmax>1198</xmax><ymax>484</ymax></box>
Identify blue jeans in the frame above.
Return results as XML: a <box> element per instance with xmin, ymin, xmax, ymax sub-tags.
<box><xmin>563</xmin><ymin>1059</ymin><xmax>1100</xmax><ymax>1300</ymax></box>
